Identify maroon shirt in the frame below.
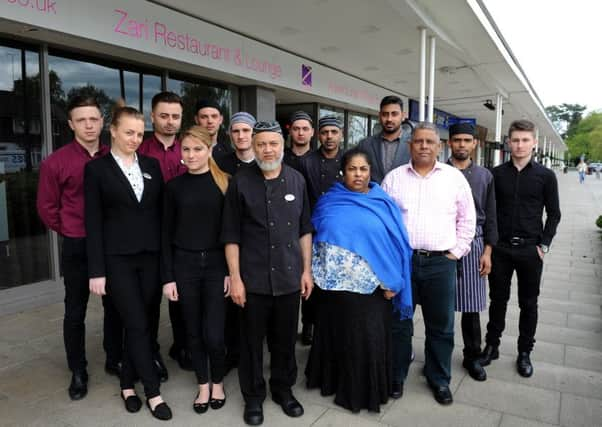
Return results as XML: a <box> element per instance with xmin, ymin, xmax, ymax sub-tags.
<box><xmin>138</xmin><ymin>134</ymin><xmax>186</xmax><ymax>182</ymax></box>
<box><xmin>37</xmin><ymin>140</ymin><xmax>109</xmax><ymax>238</ymax></box>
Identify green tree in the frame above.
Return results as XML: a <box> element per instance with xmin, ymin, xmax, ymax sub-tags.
<box><xmin>565</xmin><ymin>112</ymin><xmax>602</xmax><ymax>163</ymax></box>
<box><xmin>545</xmin><ymin>103</ymin><xmax>587</xmax><ymax>138</ymax></box>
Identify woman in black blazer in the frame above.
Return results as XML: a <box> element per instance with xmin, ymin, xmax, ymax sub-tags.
<box><xmin>161</xmin><ymin>126</ymin><xmax>230</xmax><ymax>414</ymax></box>
<box><xmin>85</xmin><ymin>103</ymin><xmax>172</xmax><ymax>421</ymax></box>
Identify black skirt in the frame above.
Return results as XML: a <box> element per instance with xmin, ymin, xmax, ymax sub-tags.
<box><xmin>305</xmin><ymin>288</ymin><xmax>392</xmax><ymax>413</ymax></box>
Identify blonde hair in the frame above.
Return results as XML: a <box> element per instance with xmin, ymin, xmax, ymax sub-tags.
<box><xmin>180</xmin><ymin>126</ymin><xmax>229</xmax><ymax>194</ymax></box>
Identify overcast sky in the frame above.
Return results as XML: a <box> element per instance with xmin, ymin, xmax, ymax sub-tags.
<box><xmin>483</xmin><ymin>0</ymin><xmax>601</xmax><ymax>112</ymax></box>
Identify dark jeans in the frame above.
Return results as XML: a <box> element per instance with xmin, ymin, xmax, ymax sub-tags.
<box><xmin>485</xmin><ymin>244</ymin><xmax>543</xmax><ymax>353</ymax></box>
<box><xmin>392</xmin><ymin>253</ymin><xmax>456</xmax><ymax>387</ymax></box>
<box><xmin>174</xmin><ymin>248</ymin><xmax>227</xmax><ymax>384</ymax></box>
<box><xmin>461</xmin><ymin>312</ymin><xmax>482</xmax><ymax>360</ymax></box>
<box><xmin>239</xmin><ymin>292</ymin><xmax>300</xmax><ymax>405</ymax></box>
<box><xmin>106</xmin><ymin>252</ymin><xmax>161</xmax><ymax>399</ymax></box>
<box><xmin>168</xmin><ymin>300</ymin><xmax>187</xmax><ymax>352</ymax></box>
<box><xmin>61</xmin><ymin>237</ymin><xmax>122</xmax><ymax>373</ymax></box>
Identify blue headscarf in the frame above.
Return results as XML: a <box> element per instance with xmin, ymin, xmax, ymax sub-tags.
<box><xmin>312</xmin><ymin>182</ymin><xmax>413</xmax><ymax>320</ymax></box>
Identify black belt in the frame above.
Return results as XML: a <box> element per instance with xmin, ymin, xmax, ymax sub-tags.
<box><xmin>500</xmin><ymin>237</ymin><xmax>539</xmax><ymax>247</ymax></box>
<box><xmin>413</xmin><ymin>249</ymin><xmax>450</xmax><ymax>257</ymax></box>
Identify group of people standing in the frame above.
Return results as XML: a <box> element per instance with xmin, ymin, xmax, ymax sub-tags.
<box><xmin>36</xmin><ymin>91</ymin><xmax>560</xmax><ymax>424</ymax></box>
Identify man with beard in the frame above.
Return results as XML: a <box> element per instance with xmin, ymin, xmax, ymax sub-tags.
<box><xmin>284</xmin><ymin>111</ymin><xmax>314</xmax><ymax>172</ymax></box>
<box><xmin>358</xmin><ymin>95</ymin><xmax>411</xmax><ymax>183</ymax></box>
<box><xmin>194</xmin><ymin>99</ymin><xmax>234</xmax><ymax>161</ymax></box>
<box><xmin>216</xmin><ymin>111</ymin><xmax>257</xmax><ymax>176</ymax></box>
<box><xmin>446</xmin><ymin>123</ymin><xmax>498</xmax><ymax>382</ymax></box>
<box><xmin>139</xmin><ymin>91</ymin><xmax>190</xmax><ymax>378</ymax></box>
<box><xmin>222</xmin><ymin>121</ymin><xmax>313</xmax><ymax>426</ymax></box>
<box><xmin>296</xmin><ymin>115</ymin><xmax>344</xmax><ymax>345</ymax></box>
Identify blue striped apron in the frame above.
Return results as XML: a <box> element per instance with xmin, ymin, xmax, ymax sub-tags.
<box><xmin>455</xmin><ymin>226</ymin><xmax>486</xmax><ymax>312</ymax></box>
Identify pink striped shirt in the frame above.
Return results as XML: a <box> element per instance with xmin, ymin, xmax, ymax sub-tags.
<box><xmin>381</xmin><ymin>161</ymin><xmax>476</xmax><ymax>259</ymax></box>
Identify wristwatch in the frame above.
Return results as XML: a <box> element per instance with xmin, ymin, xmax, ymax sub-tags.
<box><xmin>538</xmin><ymin>244</ymin><xmax>549</xmax><ymax>254</ymax></box>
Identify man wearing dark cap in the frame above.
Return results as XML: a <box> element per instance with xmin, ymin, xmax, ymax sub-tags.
<box><xmin>296</xmin><ymin>115</ymin><xmax>344</xmax><ymax>345</ymax></box>
<box><xmin>284</xmin><ymin>110</ymin><xmax>314</xmax><ymax>172</ymax></box>
<box><xmin>217</xmin><ymin>111</ymin><xmax>257</xmax><ymax>176</ymax></box>
<box><xmin>222</xmin><ymin>121</ymin><xmax>313</xmax><ymax>426</ymax></box>
<box><xmin>447</xmin><ymin>122</ymin><xmax>498</xmax><ymax>382</ymax></box>
<box><xmin>358</xmin><ymin>95</ymin><xmax>412</xmax><ymax>183</ymax></box>
<box><xmin>194</xmin><ymin>99</ymin><xmax>234</xmax><ymax>160</ymax></box>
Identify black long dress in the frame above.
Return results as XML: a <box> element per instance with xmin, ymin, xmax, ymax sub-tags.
<box><xmin>305</xmin><ymin>286</ymin><xmax>392</xmax><ymax>413</ymax></box>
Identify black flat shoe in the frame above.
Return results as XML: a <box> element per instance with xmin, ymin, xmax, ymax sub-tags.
<box><xmin>121</xmin><ymin>392</ymin><xmax>142</xmax><ymax>413</ymax></box>
<box><xmin>153</xmin><ymin>354</ymin><xmax>169</xmax><ymax>382</ymax></box>
<box><xmin>68</xmin><ymin>371</ymin><xmax>88</xmax><ymax>401</ymax></box>
<box><xmin>193</xmin><ymin>392</ymin><xmax>210</xmax><ymax>414</ymax></box>
<box><xmin>243</xmin><ymin>403</ymin><xmax>263</xmax><ymax>426</ymax></box>
<box><xmin>463</xmin><ymin>359</ymin><xmax>487</xmax><ymax>381</ymax></box>
<box><xmin>146</xmin><ymin>399</ymin><xmax>172</xmax><ymax>421</ymax></box>
<box><xmin>272</xmin><ymin>393</ymin><xmax>304</xmax><ymax>417</ymax></box>
<box><xmin>210</xmin><ymin>389</ymin><xmax>227</xmax><ymax>410</ymax></box>
<box><xmin>479</xmin><ymin>345</ymin><xmax>499</xmax><ymax>367</ymax></box>
<box><xmin>390</xmin><ymin>382</ymin><xmax>403</xmax><ymax>399</ymax></box>
<box><xmin>516</xmin><ymin>352</ymin><xmax>533</xmax><ymax>377</ymax></box>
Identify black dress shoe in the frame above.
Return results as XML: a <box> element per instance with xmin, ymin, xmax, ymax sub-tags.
<box><xmin>272</xmin><ymin>393</ymin><xmax>304</xmax><ymax>417</ymax></box>
<box><xmin>390</xmin><ymin>382</ymin><xmax>403</xmax><ymax>399</ymax></box>
<box><xmin>516</xmin><ymin>352</ymin><xmax>533</xmax><ymax>377</ymax></box>
<box><xmin>104</xmin><ymin>361</ymin><xmax>122</xmax><ymax>377</ymax></box>
<box><xmin>243</xmin><ymin>403</ymin><xmax>264</xmax><ymax>426</ymax></box>
<box><xmin>301</xmin><ymin>324</ymin><xmax>313</xmax><ymax>346</ymax></box>
<box><xmin>429</xmin><ymin>383</ymin><xmax>453</xmax><ymax>405</ymax></box>
<box><xmin>121</xmin><ymin>392</ymin><xmax>142</xmax><ymax>413</ymax></box>
<box><xmin>463</xmin><ymin>359</ymin><xmax>487</xmax><ymax>381</ymax></box>
<box><xmin>153</xmin><ymin>354</ymin><xmax>169</xmax><ymax>382</ymax></box>
<box><xmin>68</xmin><ymin>371</ymin><xmax>88</xmax><ymax>400</ymax></box>
<box><xmin>479</xmin><ymin>345</ymin><xmax>499</xmax><ymax>367</ymax></box>
<box><xmin>193</xmin><ymin>392</ymin><xmax>209</xmax><ymax>414</ymax></box>
<box><xmin>146</xmin><ymin>399</ymin><xmax>173</xmax><ymax>421</ymax></box>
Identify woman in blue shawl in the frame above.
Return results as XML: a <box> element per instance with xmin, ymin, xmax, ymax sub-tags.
<box><xmin>305</xmin><ymin>148</ymin><xmax>412</xmax><ymax>413</ymax></box>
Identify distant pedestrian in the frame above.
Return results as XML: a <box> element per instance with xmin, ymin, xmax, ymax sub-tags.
<box><xmin>577</xmin><ymin>160</ymin><xmax>587</xmax><ymax>184</ymax></box>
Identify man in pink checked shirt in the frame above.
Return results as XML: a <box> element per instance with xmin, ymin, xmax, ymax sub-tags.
<box><xmin>382</xmin><ymin>122</ymin><xmax>476</xmax><ymax>406</ymax></box>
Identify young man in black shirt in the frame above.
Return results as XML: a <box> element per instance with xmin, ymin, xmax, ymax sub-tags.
<box><xmin>283</xmin><ymin>111</ymin><xmax>314</xmax><ymax>172</ymax></box>
<box><xmin>480</xmin><ymin>119</ymin><xmax>561</xmax><ymax>378</ymax></box>
<box><xmin>216</xmin><ymin>111</ymin><xmax>257</xmax><ymax>176</ymax></box>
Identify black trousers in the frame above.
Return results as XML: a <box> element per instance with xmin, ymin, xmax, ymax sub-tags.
<box><xmin>175</xmin><ymin>248</ymin><xmax>227</xmax><ymax>384</ymax></box>
<box><xmin>301</xmin><ymin>296</ymin><xmax>316</xmax><ymax>327</ymax></box>
<box><xmin>61</xmin><ymin>237</ymin><xmax>122</xmax><ymax>373</ymax></box>
<box><xmin>485</xmin><ymin>244</ymin><xmax>543</xmax><ymax>353</ymax></box>
<box><xmin>239</xmin><ymin>291</ymin><xmax>300</xmax><ymax>405</ymax></box>
<box><xmin>106</xmin><ymin>252</ymin><xmax>161</xmax><ymax>398</ymax></box>
<box><xmin>461</xmin><ymin>312</ymin><xmax>482</xmax><ymax>360</ymax></box>
<box><xmin>225</xmin><ymin>299</ymin><xmax>241</xmax><ymax>367</ymax></box>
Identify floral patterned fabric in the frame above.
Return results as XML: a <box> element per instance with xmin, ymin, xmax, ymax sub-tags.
<box><xmin>312</xmin><ymin>241</ymin><xmax>384</xmax><ymax>293</ymax></box>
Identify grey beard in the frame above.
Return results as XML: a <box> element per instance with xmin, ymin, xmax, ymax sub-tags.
<box><xmin>256</xmin><ymin>152</ymin><xmax>284</xmax><ymax>171</ymax></box>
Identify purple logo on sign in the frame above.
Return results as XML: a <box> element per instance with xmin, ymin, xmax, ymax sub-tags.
<box><xmin>302</xmin><ymin>64</ymin><xmax>312</xmax><ymax>87</ymax></box>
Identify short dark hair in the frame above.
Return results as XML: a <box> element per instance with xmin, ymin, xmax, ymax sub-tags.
<box><xmin>151</xmin><ymin>91</ymin><xmax>183</xmax><ymax>110</ymax></box>
<box><xmin>67</xmin><ymin>95</ymin><xmax>101</xmax><ymax>118</ymax></box>
<box><xmin>341</xmin><ymin>147</ymin><xmax>372</xmax><ymax>172</ymax></box>
<box><xmin>380</xmin><ymin>95</ymin><xmax>403</xmax><ymax>111</ymax></box>
<box><xmin>508</xmin><ymin>119</ymin><xmax>536</xmax><ymax>138</ymax></box>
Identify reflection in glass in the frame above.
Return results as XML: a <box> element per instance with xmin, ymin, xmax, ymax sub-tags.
<box><xmin>0</xmin><ymin>44</ymin><xmax>50</xmax><ymax>289</ymax></box>
<box><xmin>143</xmin><ymin>74</ymin><xmax>162</xmax><ymax>131</ymax></box>
<box><xmin>370</xmin><ymin>115</ymin><xmax>382</xmax><ymax>135</ymax></box>
<box><xmin>123</xmin><ymin>70</ymin><xmax>140</xmax><ymax>111</ymax></box>
<box><xmin>347</xmin><ymin>112</ymin><xmax>368</xmax><ymax>149</ymax></box>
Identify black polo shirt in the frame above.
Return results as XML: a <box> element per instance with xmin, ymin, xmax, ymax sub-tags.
<box><xmin>283</xmin><ymin>147</ymin><xmax>310</xmax><ymax>173</ymax></box>
<box><xmin>221</xmin><ymin>163</ymin><xmax>313</xmax><ymax>296</ymax></box>
<box><xmin>216</xmin><ymin>151</ymin><xmax>256</xmax><ymax>176</ymax></box>
<box><xmin>492</xmin><ymin>159</ymin><xmax>561</xmax><ymax>246</ymax></box>
<box><xmin>300</xmin><ymin>148</ymin><xmax>343</xmax><ymax>209</ymax></box>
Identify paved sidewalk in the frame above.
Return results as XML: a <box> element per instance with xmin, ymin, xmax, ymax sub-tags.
<box><xmin>0</xmin><ymin>171</ymin><xmax>600</xmax><ymax>427</ymax></box>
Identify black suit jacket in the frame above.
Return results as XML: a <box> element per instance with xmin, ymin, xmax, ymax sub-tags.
<box><xmin>84</xmin><ymin>153</ymin><xmax>164</xmax><ymax>278</ymax></box>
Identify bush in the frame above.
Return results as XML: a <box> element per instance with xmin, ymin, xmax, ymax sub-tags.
<box><xmin>597</xmin><ymin>215</ymin><xmax>602</xmax><ymax>229</ymax></box>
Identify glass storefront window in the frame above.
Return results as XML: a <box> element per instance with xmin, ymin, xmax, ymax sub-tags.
<box><xmin>347</xmin><ymin>111</ymin><xmax>368</xmax><ymax>148</ymax></box>
<box><xmin>143</xmin><ymin>74</ymin><xmax>162</xmax><ymax>131</ymax></box>
<box><xmin>0</xmin><ymin>43</ymin><xmax>50</xmax><ymax>289</ymax></box>
<box><xmin>370</xmin><ymin>115</ymin><xmax>382</xmax><ymax>135</ymax></box>
<box><xmin>167</xmin><ymin>75</ymin><xmax>231</xmax><ymax>135</ymax></box>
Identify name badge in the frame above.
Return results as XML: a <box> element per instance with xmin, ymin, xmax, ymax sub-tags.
<box><xmin>284</xmin><ymin>194</ymin><xmax>295</xmax><ymax>202</ymax></box>
<box><xmin>142</xmin><ymin>172</ymin><xmax>152</xmax><ymax>180</ymax></box>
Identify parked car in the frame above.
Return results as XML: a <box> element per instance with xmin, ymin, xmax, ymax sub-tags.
<box><xmin>588</xmin><ymin>162</ymin><xmax>601</xmax><ymax>174</ymax></box>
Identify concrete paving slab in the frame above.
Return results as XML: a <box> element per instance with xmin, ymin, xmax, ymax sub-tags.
<box><xmin>455</xmin><ymin>377</ymin><xmax>560</xmax><ymax>424</ymax></box>
<box><xmin>499</xmin><ymin>414</ymin><xmax>559</xmax><ymax>427</ymax></box>
<box><xmin>313</xmin><ymin>408</ymin><xmax>387</xmax><ymax>427</ymax></box>
<box><xmin>536</xmin><ymin>298</ymin><xmax>601</xmax><ymax>316</ymax></box>
<box><xmin>567</xmin><ymin>313</ymin><xmax>602</xmax><ymax>332</ymax></box>
<box><xmin>570</xmin><ymin>291</ymin><xmax>602</xmax><ymax>304</ymax></box>
<box><xmin>559</xmin><ymin>393</ymin><xmax>602</xmax><ymax>427</ymax></box>
<box><xmin>533</xmin><ymin>323</ymin><xmax>601</xmax><ymax>351</ymax></box>
<box><xmin>565</xmin><ymin>346</ymin><xmax>602</xmax><ymax>373</ymax></box>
